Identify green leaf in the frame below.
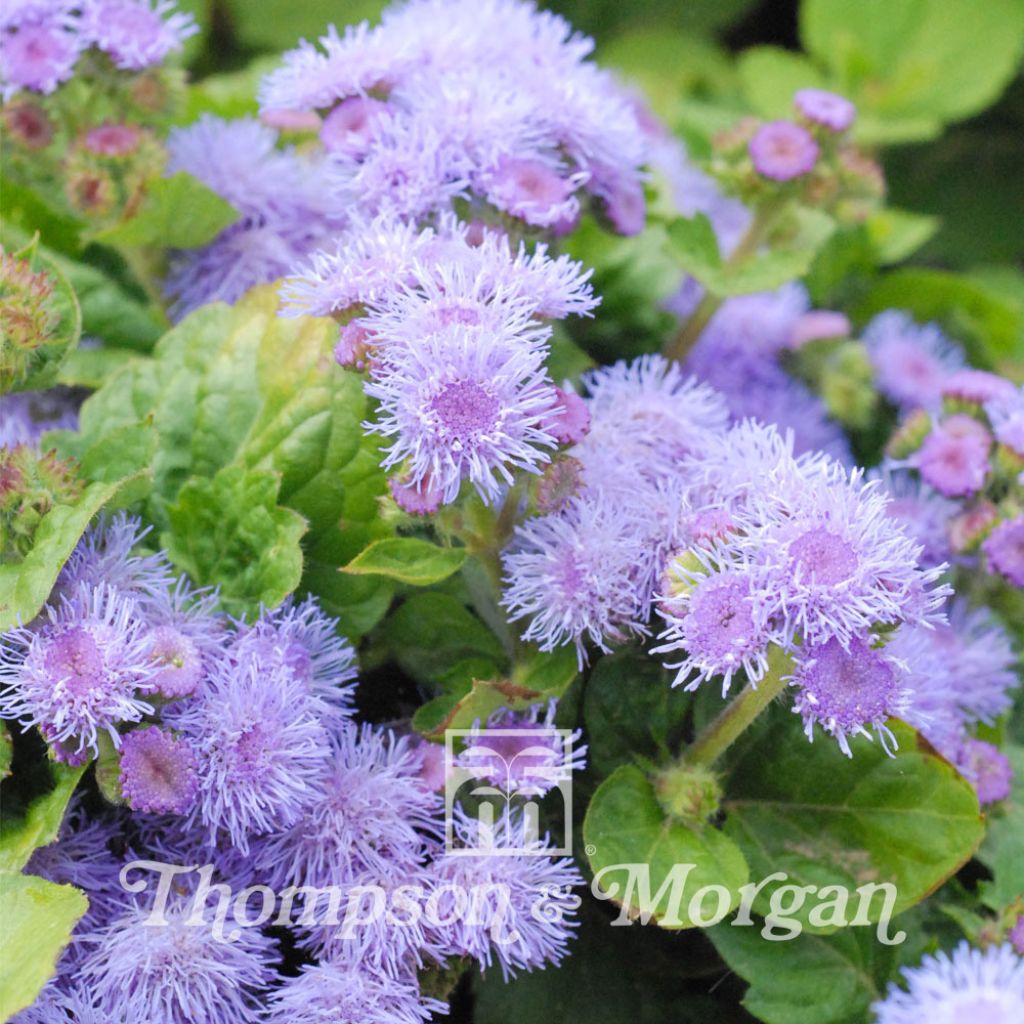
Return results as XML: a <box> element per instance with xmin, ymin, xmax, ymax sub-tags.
<box><xmin>225</xmin><ymin>0</ymin><xmax>387</xmax><ymax>50</ymax></box>
<box><xmin>162</xmin><ymin>465</ymin><xmax>306</xmax><ymax>618</ymax></box>
<box><xmin>583</xmin><ymin>650</ymin><xmax>689</xmax><ymax>777</ymax></box>
<box><xmin>0</xmin><ymin>180</ymin><xmax>84</xmax><ymax>256</ymax></box>
<box><xmin>709</xmin><ymin>919</ymin><xmax>887</xmax><ymax>1024</ymax></box>
<box><xmin>737</xmin><ymin>47</ymin><xmax>826</xmax><ymax>119</ymax></box>
<box><xmin>0</xmin><ymin>474</ymin><xmax>147</xmax><ymax>632</ymax></box>
<box><xmin>721</xmin><ymin>717</ymin><xmax>984</xmax><ymax>929</ymax></box>
<box><xmin>2</xmin><ymin>238</ymin><xmax>81</xmax><ymax>394</ymax></box>
<box><xmin>343</xmin><ymin>537</ymin><xmax>467</xmax><ymax>586</ymax></box>
<box><xmin>0</xmin><ymin>764</ymin><xmax>85</xmax><ymax>873</ymax></box>
<box><xmin>584</xmin><ymin>764</ymin><xmax>750</xmax><ymax>929</ymax></box>
<box><xmin>95</xmin><ymin>172</ymin><xmax>239</xmax><ymax>250</ymax></box>
<box><xmin>67</xmin><ymin>287</ymin><xmax>395</xmax><ymax>639</ymax></box>
<box><xmin>666</xmin><ymin>209</ymin><xmax>835</xmax><ymax>297</ymax></box>
<box><xmin>865</xmin><ymin>209</ymin><xmax>940</xmax><ymax>265</ymax></box>
<box><xmin>382</xmin><ymin>592</ymin><xmax>506</xmax><ymax>685</ymax></box>
<box><xmin>801</xmin><ymin>0</ymin><xmax>1024</xmax><ymax>141</ymax></box>
<box><xmin>0</xmin><ymin>873</ymin><xmax>88</xmax><ymax>1021</ymax></box>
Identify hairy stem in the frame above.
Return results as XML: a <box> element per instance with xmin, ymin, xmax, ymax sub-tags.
<box><xmin>683</xmin><ymin>648</ymin><xmax>793</xmax><ymax>767</ymax></box>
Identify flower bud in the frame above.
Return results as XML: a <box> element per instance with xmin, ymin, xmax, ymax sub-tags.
<box><xmin>653</xmin><ymin>762</ymin><xmax>721</xmax><ymax>824</ymax></box>
<box><xmin>887</xmin><ymin>408</ymin><xmax>933</xmax><ymax>459</ymax></box>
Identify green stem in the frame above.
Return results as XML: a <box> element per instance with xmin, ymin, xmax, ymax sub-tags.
<box><xmin>664</xmin><ymin>199</ymin><xmax>788</xmax><ymax>364</ymax></box>
<box><xmin>683</xmin><ymin>648</ymin><xmax>793</xmax><ymax>767</ymax></box>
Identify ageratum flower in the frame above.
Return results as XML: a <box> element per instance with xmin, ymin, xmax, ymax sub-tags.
<box><xmin>748</xmin><ymin>120</ymin><xmax>818</xmax><ymax>181</ymax></box>
<box><xmin>259</xmin><ymin>0</ymin><xmax>647</xmax><ymax>232</ymax></box>
<box><xmin>11</xmin><ymin>985</ymin><xmax>114</xmax><ymax>1024</ymax></box>
<box><xmin>82</xmin><ymin>897</ymin><xmax>275</xmax><ymax>1024</ymax></box>
<box><xmin>0</xmin><ymin>584</ymin><xmax>157</xmax><ymax>762</ymax></box>
<box><xmin>873</xmin><ymin>942</ymin><xmax>1024</xmax><ymax>1024</ymax></box>
<box><xmin>253</xmin><ymin>724</ymin><xmax>439</xmax><ymax>892</ymax></box>
<box><xmin>983</xmin><ymin>515</ymin><xmax>1024</xmax><ymax>586</ymax></box>
<box><xmin>501</xmin><ymin>490</ymin><xmax>650</xmax><ymax>665</ymax></box>
<box><xmin>870</xmin><ymin>466</ymin><xmax>956</xmax><ymax>570</ymax></box>
<box><xmin>892</xmin><ymin>601</ymin><xmax>1017</xmax><ymax>743</ymax></box>
<box><xmin>231</xmin><ymin>596</ymin><xmax>357</xmax><ymax>728</ymax></box>
<box><xmin>574</xmin><ymin>355</ymin><xmax>729</xmax><ymax>489</ymax></box>
<box><xmin>365</xmin><ymin>321</ymin><xmax>562</xmax><ymax>505</ymax></box>
<box><xmin>789</xmin><ymin>637</ymin><xmax>909</xmax><ymax>756</ymax></box>
<box><xmin>794</xmin><ymin>88</ymin><xmax>856</xmax><ymax>131</ymax></box>
<box><xmin>738</xmin><ymin>461</ymin><xmax>950</xmax><ymax>648</ymax></box>
<box><xmin>428</xmin><ymin>807</ymin><xmax>583</xmax><ymax>980</ymax></box>
<box><xmin>655</xmin><ymin>545</ymin><xmax>776</xmax><ymax>695</ymax></box>
<box><xmin>912</xmin><ymin>414</ymin><xmax>992</xmax><ymax>498</ymax></box>
<box><xmin>986</xmin><ymin>384</ymin><xmax>1024</xmax><ymax>456</ymax></box>
<box><xmin>165</xmin><ymin>654</ymin><xmax>331</xmax><ymax>851</ymax></box>
<box><xmin>456</xmin><ymin>701</ymin><xmax>587</xmax><ymax>796</ymax></box>
<box><xmin>265</xmin><ymin>963</ymin><xmax>444</xmax><ymax>1024</ymax></box>
<box><xmin>0</xmin><ymin>389</ymin><xmax>78</xmax><ymax>447</ymax></box>
<box><xmin>954</xmin><ymin>738</ymin><xmax>1012</xmax><ymax>805</ymax></box>
<box><xmin>80</xmin><ymin>0</ymin><xmax>196</xmax><ymax>72</ymax></box>
<box><xmin>0</xmin><ymin>4</ymin><xmax>81</xmax><ymax>100</ymax></box>
<box><xmin>118</xmin><ymin>726</ymin><xmax>199</xmax><ymax>814</ymax></box>
<box><xmin>863</xmin><ymin>311</ymin><xmax>964</xmax><ymax>411</ymax></box>
<box><xmin>57</xmin><ymin>511</ymin><xmax>172</xmax><ymax>601</ymax></box>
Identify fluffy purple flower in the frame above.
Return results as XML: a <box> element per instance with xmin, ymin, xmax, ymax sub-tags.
<box><xmin>0</xmin><ymin>584</ymin><xmax>157</xmax><ymax>761</ymax></box>
<box><xmin>118</xmin><ymin>725</ymin><xmax>199</xmax><ymax>814</ymax></box>
<box><xmin>456</xmin><ymin>701</ymin><xmax>586</xmax><ymax>796</ymax></box>
<box><xmin>697</xmin><ymin>284</ymin><xmax>811</xmax><ymax>360</ymax></box>
<box><xmin>872</xmin><ymin>942</ymin><xmax>1024</xmax><ymax>1024</ymax></box>
<box><xmin>319</xmin><ymin>95</ymin><xmax>388</xmax><ymax>155</ymax></box>
<box><xmin>748</xmin><ymin>120</ymin><xmax>818</xmax><ymax>181</ymax></box>
<box><xmin>984</xmin><ymin>515</ymin><xmax>1024</xmax><ymax>586</ymax></box>
<box><xmin>871</xmin><ymin>467</ymin><xmax>955</xmax><ymax>570</ymax></box>
<box><xmin>987</xmin><ymin>385</ymin><xmax>1024</xmax><ymax>456</ymax></box>
<box><xmin>231</xmin><ymin>596</ymin><xmax>357</xmax><ymax>728</ymax></box>
<box><xmin>80</xmin><ymin>0</ymin><xmax>196</xmax><ymax>71</ymax></box>
<box><xmin>655</xmin><ymin>547</ymin><xmax>775</xmax><ymax>695</ymax></box>
<box><xmin>574</xmin><ymin>355</ymin><xmax>729</xmax><ymax>489</ymax></box>
<box><xmin>11</xmin><ymin>985</ymin><xmax>112</xmax><ymax>1024</ymax></box>
<box><xmin>163</xmin><ymin>115</ymin><xmax>338</xmax><ymax>318</ymax></box>
<box><xmin>943</xmin><ymin>368</ymin><xmax>1017</xmax><ymax>406</ymax></box>
<box><xmin>1010</xmin><ymin>917</ymin><xmax>1024</xmax><ymax>955</ymax></box>
<box><xmin>429</xmin><ymin>807</ymin><xmax>583</xmax><ymax>980</ymax></box>
<box><xmin>259</xmin><ymin>0</ymin><xmax>646</xmax><ymax>231</ymax></box>
<box><xmin>794</xmin><ymin>88</ymin><xmax>856</xmax><ymax>131</ymax></box>
<box><xmin>82</xmin><ymin>897</ymin><xmax>275</xmax><ymax>1024</ymax></box>
<box><xmin>480</xmin><ymin>155</ymin><xmax>581</xmax><ymax>229</ymax></box>
<box><xmin>0</xmin><ymin>389</ymin><xmax>78</xmax><ymax>447</ymax></box>
<box><xmin>165</xmin><ymin>655</ymin><xmax>331</xmax><ymax>851</ymax></box>
<box><xmin>57</xmin><ymin>511</ymin><xmax>172</xmax><ymax>600</ymax></box>
<box><xmin>863</xmin><ymin>310</ymin><xmax>964</xmax><ymax>410</ymax></box>
<box><xmin>913</xmin><ymin>415</ymin><xmax>991</xmax><ymax>498</ymax></box>
<box><xmin>253</xmin><ymin>724</ymin><xmax>439</xmax><ymax>892</ymax></box>
<box><xmin>164</xmin><ymin>220</ymin><xmax>322</xmax><ymax>319</ymax></box>
<box><xmin>892</xmin><ymin>602</ymin><xmax>1017</xmax><ymax>738</ymax></box>
<box><xmin>955</xmin><ymin>738</ymin><xmax>1012</xmax><ymax>805</ymax></box>
<box><xmin>738</xmin><ymin>463</ymin><xmax>949</xmax><ymax>648</ymax></box>
<box><xmin>365</xmin><ymin>322</ymin><xmax>561</xmax><ymax>505</ymax></box>
<box><xmin>140</xmin><ymin>579</ymin><xmax>225</xmax><ymax>699</ymax></box>
<box><xmin>790</xmin><ymin>637</ymin><xmax>908</xmax><ymax>757</ymax></box>
<box><xmin>265</xmin><ymin>963</ymin><xmax>443</xmax><ymax>1024</ymax></box>
<box><xmin>501</xmin><ymin>491</ymin><xmax>650</xmax><ymax>665</ymax></box>
<box><xmin>1</xmin><ymin>8</ymin><xmax>80</xmax><ymax>100</ymax></box>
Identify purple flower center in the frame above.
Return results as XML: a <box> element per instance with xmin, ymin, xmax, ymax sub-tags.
<box><xmin>44</xmin><ymin>627</ymin><xmax>105</xmax><ymax>695</ymax></box>
<box><xmin>798</xmin><ymin>639</ymin><xmax>897</xmax><ymax>730</ymax></box>
<box><xmin>688</xmin><ymin>574</ymin><xmax>755</xmax><ymax>660</ymax></box>
<box><xmin>789</xmin><ymin>527</ymin><xmax>858</xmax><ymax>584</ymax></box>
<box><xmin>430</xmin><ymin>379</ymin><xmax>500</xmax><ymax>448</ymax></box>
<box><xmin>148</xmin><ymin>626</ymin><xmax>202</xmax><ymax>698</ymax></box>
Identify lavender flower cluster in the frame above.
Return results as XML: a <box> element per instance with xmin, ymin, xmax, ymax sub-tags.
<box><xmin>0</xmin><ymin>515</ymin><xmax>583</xmax><ymax>1024</ymax></box>
<box><xmin>0</xmin><ymin>0</ymin><xmax>196</xmax><ymax>101</ymax></box>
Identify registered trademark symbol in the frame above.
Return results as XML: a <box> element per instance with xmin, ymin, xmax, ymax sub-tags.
<box><xmin>584</xmin><ymin>844</ymin><xmax>597</xmax><ymax>856</ymax></box>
